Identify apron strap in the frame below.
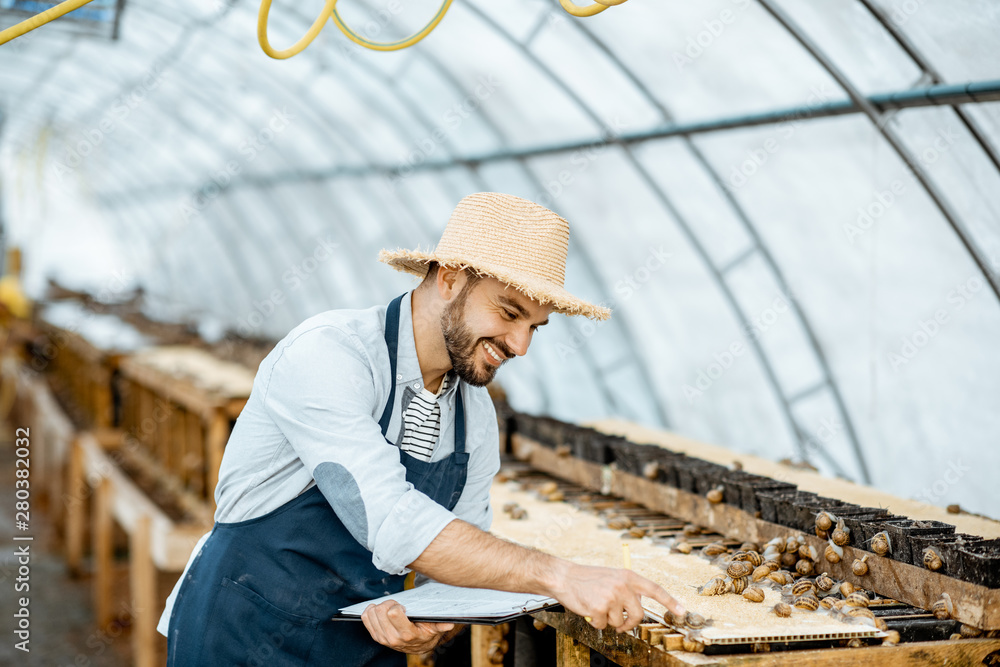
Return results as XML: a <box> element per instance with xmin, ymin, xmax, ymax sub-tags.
<box><xmin>378</xmin><ymin>293</ymin><xmax>406</xmax><ymax>436</ymax></box>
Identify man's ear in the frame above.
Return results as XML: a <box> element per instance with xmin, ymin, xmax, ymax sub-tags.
<box><xmin>436</xmin><ymin>266</ymin><xmax>464</xmax><ymax>302</ymax></box>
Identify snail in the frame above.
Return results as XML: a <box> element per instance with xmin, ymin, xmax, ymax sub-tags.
<box><xmin>751</xmin><ymin>564</ymin><xmax>772</xmax><ymax>582</ymax></box>
<box><xmin>824</xmin><ymin>541</ymin><xmax>844</xmax><ymax>563</ymax></box>
<box><xmin>785</xmin><ymin>536</ymin><xmax>801</xmax><ymax>554</ymax></box>
<box><xmin>781</xmin><ymin>552</ymin><xmax>799</xmax><ymax>568</ymax></box>
<box><xmin>768</xmin><ymin>570</ymin><xmax>795</xmax><ymax>586</ymax></box>
<box><xmin>683</xmin><ymin>524</ymin><xmax>702</xmax><ymax>537</ymax></box>
<box><xmin>815</xmin><ymin>573</ymin><xmax>834</xmax><ymax>592</ymax></box>
<box><xmin>791</xmin><ymin>579</ymin><xmax>816</xmax><ymax>597</ymax></box>
<box><xmin>674</xmin><ymin>541</ymin><xmax>693</xmax><ymax>554</ymax></box>
<box><xmin>846</xmin><ymin>607</ymin><xmax>874</xmax><ymax>620</ymax></box>
<box><xmin>729</xmin><ymin>575</ymin><xmax>750</xmax><ymax>595</ymax></box>
<box><xmin>773</xmin><ymin>602</ymin><xmax>793</xmax><ymax>617</ymax></box>
<box><xmin>698</xmin><ymin>576</ymin><xmax>728</xmax><ymax>596</ymax></box>
<box><xmin>682</xmin><ymin>639</ymin><xmax>705</xmax><ymax>653</ymax></box>
<box><xmin>703</xmin><ymin>542</ymin><xmax>728</xmax><ymax>557</ymax></box>
<box><xmin>510</xmin><ymin>507</ymin><xmax>528</xmax><ymax>520</ymax></box>
<box><xmin>764</xmin><ymin>559</ymin><xmax>782</xmax><ymax>572</ymax></box>
<box><xmin>847</xmin><ymin>638</ymin><xmax>864</xmax><ymax>648</ymax></box>
<box><xmin>607</xmin><ymin>516</ymin><xmax>634</xmax><ymax>530</ymax></box>
<box><xmin>793</xmin><ymin>595</ymin><xmax>820</xmax><ymax>611</ymax></box>
<box><xmin>546</xmin><ymin>490</ymin><xmax>565</xmax><ymax>502</ymax></box>
<box><xmin>555</xmin><ymin>444</ymin><xmax>572</xmax><ymax>457</ymax></box>
<box><xmin>852</xmin><ymin>554</ymin><xmax>870</xmax><ymax>576</ymax></box>
<box><xmin>831</xmin><ymin>519</ymin><xmax>850</xmax><ymax>546</ymax></box>
<box><xmin>502</xmin><ymin>502</ymin><xmax>518</xmax><ymax>513</ymax></box>
<box><xmin>745</xmin><ymin>551</ymin><xmax>764</xmax><ymax>568</ymax></box>
<box><xmin>766</xmin><ymin>536</ymin><xmax>787</xmax><ymax>553</ymax></box>
<box><xmin>538</xmin><ymin>481</ymin><xmax>559</xmax><ymax>495</ymax></box>
<box><xmin>798</xmin><ymin>544</ymin><xmax>812</xmax><ymax>560</ymax></box>
<box><xmin>873</xmin><ymin>617</ymin><xmax>888</xmax><ymax>631</ymax></box>
<box><xmin>819</xmin><ymin>597</ymin><xmax>836</xmax><ymax>610</ymax></box>
<box><xmin>642</xmin><ymin>461</ymin><xmax>659</xmax><ymax>480</ymax></box>
<box><xmin>707</xmin><ymin>485</ymin><xmax>724</xmax><ymax>504</ymax></box>
<box><xmin>845</xmin><ymin>591</ymin><xmax>870</xmax><ymax>608</ymax></box>
<box><xmin>740</xmin><ymin>542</ymin><xmax>760</xmax><ymax>553</ymax></box>
<box><xmin>727</xmin><ymin>561</ymin><xmax>754</xmax><ymax>579</ymax></box>
<box><xmin>815</xmin><ymin>511</ymin><xmax>837</xmax><ymax>537</ymax></box>
<box><xmin>743</xmin><ymin>586</ymin><xmax>766</xmax><ymax>603</ymax></box>
<box><xmin>840</xmin><ymin>581</ymin><xmax>856</xmax><ymax>596</ymax></box>
<box><xmin>959</xmin><ymin>624</ymin><xmax>983</xmax><ymax>638</ymax></box>
<box><xmin>932</xmin><ymin>592</ymin><xmax>954</xmax><ymax>620</ymax></box>
<box><xmin>882</xmin><ymin>630</ymin><xmax>900</xmax><ymax>646</ymax></box>
<box><xmin>628</xmin><ymin>526</ymin><xmax>646</xmax><ymax>538</ymax></box>
<box><xmin>870</xmin><ymin>531</ymin><xmax>891</xmax><ymax>556</ymax></box>
<box><xmin>731</xmin><ymin>550</ymin><xmax>751</xmax><ymax>562</ymax></box>
<box><xmin>923</xmin><ymin>547</ymin><xmax>943</xmax><ymax>571</ymax></box>
<box><xmin>796</xmin><ymin>559</ymin><xmax>815</xmax><ymax>576</ymax></box>
<box><xmin>685</xmin><ymin>611</ymin><xmax>706</xmax><ymax>629</ymax></box>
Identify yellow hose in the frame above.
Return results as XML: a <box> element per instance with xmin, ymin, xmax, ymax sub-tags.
<box><xmin>330</xmin><ymin>0</ymin><xmax>453</xmax><ymax>52</ymax></box>
<box><xmin>558</xmin><ymin>0</ymin><xmax>610</xmax><ymax>17</ymax></box>
<box><xmin>0</xmin><ymin>0</ymin><xmax>98</xmax><ymax>45</ymax></box>
<box><xmin>258</xmin><ymin>0</ymin><xmax>339</xmax><ymax>60</ymax></box>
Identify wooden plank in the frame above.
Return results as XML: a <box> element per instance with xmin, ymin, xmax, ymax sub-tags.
<box><xmin>65</xmin><ymin>437</ymin><xmax>86</xmax><ymax>576</ymax></box>
<box><xmin>131</xmin><ymin>515</ymin><xmax>156</xmax><ymax>667</ymax></box>
<box><xmin>514</xmin><ymin>435</ymin><xmax>1000</xmax><ymax>630</ymax></box>
<box><xmin>93</xmin><ymin>476</ymin><xmax>113</xmax><ymax>628</ymax></box>
<box><xmin>471</xmin><ymin>623</ymin><xmax>510</xmax><ymax>667</ymax></box>
<box><xmin>556</xmin><ymin>630</ymin><xmax>593</xmax><ymax>667</ymax></box>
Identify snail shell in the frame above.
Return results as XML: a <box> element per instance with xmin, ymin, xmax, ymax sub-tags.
<box><xmin>764</xmin><ymin>559</ymin><xmax>782</xmax><ymax>572</ymax></box>
<box><xmin>683</xmin><ymin>524</ymin><xmax>702</xmax><ymax>537</ymax></box>
<box><xmin>731</xmin><ymin>550</ymin><xmax>750</xmax><ymax>562</ymax></box>
<box><xmin>785</xmin><ymin>536</ymin><xmax>801</xmax><ymax>553</ymax></box>
<box><xmin>847</xmin><ymin>639</ymin><xmax>864</xmax><ymax>648</ymax></box>
<box><xmin>819</xmin><ymin>597</ymin><xmax>836</xmax><ymax>610</ymax></box>
<box><xmin>852</xmin><ymin>554</ymin><xmax>870</xmax><ymax>576</ymax></box>
<box><xmin>502</xmin><ymin>502</ymin><xmax>518</xmax><ymax>513</ymax></box>
<box><xmin>607</xmin><ymin>516</ymin><xmax>634</xmax><ymax>530</ymax></box>
<box><xmin>815</xmin><ymin>573</ymin><xmax>834</xmax><ymax>592</ymax></box>
<box><xmin>781</xmin><ymin>552</ymin><xmax>799</xmax><ymax>568</ymax></box>
<box><xmin>923</xmin><ymin>547</ymin><xmax>943</xmax><ymax>571</ymax></box>
<box><xmin>846</xmin><ymin>592</ymin><xmax>870</xmax><ymax>608</ymax></box>
<box><xmin>871</xmin><ymin>531</ymin><xmax>892</xmax><ymax>556</ymax></box>
<box><xmin>546</xmin><ymin>490</ymin><xmax>565</xmax><ymax>502</ymax></box>
<box><xmin>682</xmin><ymin>639</ymin><xmax>705</xmax><ymax>653</ymax></box>
<box><xmin>642</xmin><ymin>461</ymin><xmax>660</xmax><ymax>480</ymax></box>
<box><xmin>874</xmin><ymin>617</ymin><xmax>888</xmax><ymax>632</ymax></box>
<box><xmin>707</xmin><ymin>485</ymin><xmax>724</xmax><ymax>504</ymax></box>
<box><xmin>768</xmin><ymin>570</ymin><xmax>795</xmax><ymax>586</ymax></box>
<box><xmin>846</xmin><ymin>607</ymin><xmax>874</xmax><ymax>620</ymax></box>
<box><xmin>743</xmin><ymin>586</ymin><xmax>766</xmax><ymax>603</ymax></box>
<box><xmin>773</xmin><ymin>602</ymin><xmax>793</xmax><ymax>617</ymax></box>
<box><xmin>698</xmin><ymin>576</ymin><xmax>728</xmax><ymax>596</ymax></box>
<box><xmin>840</xmin><ymin>581</ymin><xmax>856</xmax><ymax>596</ymax></box>
<box><xmin>628</xmin><ymin>526</ymin><xmax>646</xmax><ymax>538</ymax></box>
<box><xmin>798</xmin><ymin>544</ymin><xmax>813</xmax><ymax>560</ymax></box>
<box><xmin>510</xmin><ymin>507</ymin><xmax>528</xmax><ymax>520</ymax></box>
<box><xmin>882</xmin><ymin>630</ymin><xmax>901</xmax><ymax>646</ymax></box>
<box><xmin>793</xmin><ymin>595</ymin><xmax>820</xmax><ymax>611</ymax></box>
<box><xmin>766</xmin><ymin>536</ymin><xmax>787</xmax><ymax>553</ymax></box>
<box><xmin>740</xmin><ymin>542</ymin><xmax>760</xmax><ymax>553</ymax></box>
<box><xmin>751</xmin><ymin>564</ymin><xmax>772</xmax><ymax>582</ymax></box>
<box><xmin>729</xmin><ymin>575</ymin><xmax>750</xmax><ymax>595</ymax></box>
<box><xmin>703</xmin><ymin>541</ymin><xmax>728</xmax><ymax>557</ymax></box>
<box><xmin>538</xmin><ymin>481</ymin><xmax>559</xmax><ymax>495</ymax></box>
<box><xmin>796</xmin><ymin>559</ymin><xmax>816</xmax><ymax>576</ymax></box>
<box><xmin>555</xmin><ymin>444</ymin><xmax>572</xmax><ymax>457</ymax></box>
<box><xmin>745</xmin><ymin>551</ymin><xmax>764</xmax><ymax>568</ymax></box>
<box><xmin>791</xmin><ymin>579</ymin><xmax>817</xmax><ymax>597</ymax></box>
<box><xmin>824</xmin><ymin>542</ymin><xmax>844</xmax><ymax>563</ymax></box>
<box><xmin>815</xmin><ymin>511</ymin><xmax>836</xmax><ymax>536</ymax></box>
<box><xmin>831</xmin><ymin>519</ymin><xmax>850</xmax><ymax>546</ymax></box>
<box><xmin>685</xmin><ymin>611</ymin><xmax>706</xmax><ymax>629</ymax></box>
<box><xmin>932</xmin><ymin>592</ymin><xmax>954</xmax><ymax>620</ymax></box>
<box><xmin>675</xmin><ymin>541</ymin><xmax>693</xmax><ymax>554</ymax></box>
<box><xmin>727</xmin><ymin>561</ymin><xmax>754</xmax><ymax>579</ymax></box>
<box><xmin>959</xmin><ymin>624</ymin><xmax>983</xmax><ymax>638</ymax></box>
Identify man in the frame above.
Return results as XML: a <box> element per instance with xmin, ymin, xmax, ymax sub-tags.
<box><xmin>159</xmin><ymin>192</ymin><xmax>684</xmax><ymax>665</ymax></box>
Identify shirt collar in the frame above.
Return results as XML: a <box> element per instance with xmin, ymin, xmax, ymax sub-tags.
<box><xmin>396</xmin><ymin>290</ymin><xmax>459</xmax><ymax>398</ymax></box>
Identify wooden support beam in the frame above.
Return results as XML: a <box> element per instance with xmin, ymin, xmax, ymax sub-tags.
<box><xmin>65</xmin><ymin>437</ymin><xmax>86</xmax><ymax>576</ymax></box>
<box><xmin>514</xmin><ymin>435</ymin><xmax>1000</xmax><ymax>630</ymax></box>
<box><xmin>556</xmin><ymin>631</ymin><xmax>592</xmax><ymax>666</ymax></box>
<box><xmin>130</xmin><ymin>515</ymin><xmax>156</xmax><ymax>667</ymax></box>
<box><xmin>471</xmin><ymin>623</ymin><xmax>510</xmax><ymax>667</ymax></box>
<box><xmin>93</xmin><ymin>476</ymin><xmax>113</xmax><ymax>629</ymax></box>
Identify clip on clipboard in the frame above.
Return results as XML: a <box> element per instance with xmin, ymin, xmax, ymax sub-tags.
<box><xmin>332</xmin><ymin>582</ymin><xmax>562</xmax><ymax>625</ymax></box>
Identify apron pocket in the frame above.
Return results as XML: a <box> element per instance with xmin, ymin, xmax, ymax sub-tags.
<box><xmin>214</xmin><ymin>577</ymin><xmax>321</xmax><ymax>666</ymax></box>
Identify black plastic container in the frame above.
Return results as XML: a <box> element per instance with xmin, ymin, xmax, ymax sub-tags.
<box><xmin>608</xmin><ymin>438</ymin><xmax>645</xmax><ymax>476</ymax></box>
<box><xmin>836</xmin><ymin>507</ymin><xmax>891</xmax><ymax>548</ymax></box>
<box><xmin>757</xmin><ymin>488</ymin><xmax>799</xmax><ymax>524</ymax></box>
<box><xmin>673</xmin><ymin>456</ymin><xmax>708</xmax><ymax>493</ymax></box>
<box><xmin>743</xmin><ymin>477</ymin><xmax>796</xmax><ymax>516</ymax></box>
<box><xmin>511</xmin><ymin>412</ymin><xmax>541</xmax><ymax>445</ymax></box>
<box><xmin>567</xmin><ymin>426</ymin><xmax>612</xmax><ymax>464</ymax></box>
<box><xmin>958</xmin><ymin>538</ymin><xmax>1000</xmax><ymax>588</ymax></box>
<box><xmin>720</xmin><ymin>471</ymin><xmax>754</xmax><ymax>509</ymax></box>
<box><xmin>693</xmin><ymin>461</ymin><xmax>730</xmax><ymax>496</ymax></box>
<box><xmin>776</xmin><ymin>490</ymin><xmax>818</xmax><ymax>528</ymax></box>
<box><xmin>790</xmin><ymin>495</ymin><xmax>849</xmax><ymax>534</ymax></box>
<box><xmin>881</xmin><ymin>519</ymin><xmax>956</xmax><ymax>564</ymax></box>
<box><xmin>630</xmin><ymin>445</ymin><xmax>681</xmax><ymax>487</ymax></box>
<box><xmin>911</xmin><ymin>532</ymin><xmax>983</xmax><ymax>575</ymax></box>
<box><xmin>856</xmin><ymin>515</ymin><xmax>905</xmax><ymax>553</ymax></box>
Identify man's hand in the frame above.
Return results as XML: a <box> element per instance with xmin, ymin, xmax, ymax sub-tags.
<box><xmin>361</xmin><ymin>600</ymin><xmax>460</xmax><ymax>654</ymax></box>
<box><xmin>551</xmin><ymin>562</ymin><xmax>686</xmax><ymax>633</ymax></box>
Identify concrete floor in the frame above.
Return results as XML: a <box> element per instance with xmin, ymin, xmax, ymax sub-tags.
<box><xmin>0</xmin><ymin>421</ymin><xmax>132</xmax><ymax>666</ymax></box>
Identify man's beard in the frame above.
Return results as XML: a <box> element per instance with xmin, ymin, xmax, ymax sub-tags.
<box><xmin>440</xmin><ymin>288</ymin><xmax>512</xmax><ymax>387</ymax></box>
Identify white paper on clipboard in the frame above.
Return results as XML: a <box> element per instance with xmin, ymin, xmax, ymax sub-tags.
<box><xmin>335</xmin><ymin>582</ymin><xmax>559</xmax><ymax>623</ymax></box>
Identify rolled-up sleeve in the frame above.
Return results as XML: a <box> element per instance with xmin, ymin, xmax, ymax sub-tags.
<box><xmin>261</xmin><ymin>325</ymin><xmax>458</xmax><ymax>575</ymax></box>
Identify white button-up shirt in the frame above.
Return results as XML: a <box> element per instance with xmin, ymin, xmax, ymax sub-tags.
<box><xmin>157</xmin><ymin>290</ymin><xmax>500</xmax><ymax>636</ymax></box>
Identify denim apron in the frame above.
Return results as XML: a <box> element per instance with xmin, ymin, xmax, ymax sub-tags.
<box><xmin>167</xmin><ymin>293</ymin><xmax>469</xmax><ymax>666</ymax></box>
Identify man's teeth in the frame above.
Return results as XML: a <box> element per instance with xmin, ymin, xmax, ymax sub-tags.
<box><xmin>483</xmin><ymin>341</ymin><xmax>503</xmax><ymax>362</ymax></box>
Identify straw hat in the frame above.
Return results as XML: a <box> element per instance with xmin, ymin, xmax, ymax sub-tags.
<box><xmin>379</xmin><ymin>192</ymin><xmax>611</xmax><ymax>320</ymax></box>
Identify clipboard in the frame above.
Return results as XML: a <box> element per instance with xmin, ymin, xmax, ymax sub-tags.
<box><xmin>332</xmin><ymin>582</ymin><xmax>563</xmax><ymax>625</ymax></box>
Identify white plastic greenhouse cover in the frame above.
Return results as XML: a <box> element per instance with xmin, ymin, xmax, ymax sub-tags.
<box><xmin>1</xmin><ymin>0</ymin><xmax>998</xmax><ymax>517</ymax></box>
